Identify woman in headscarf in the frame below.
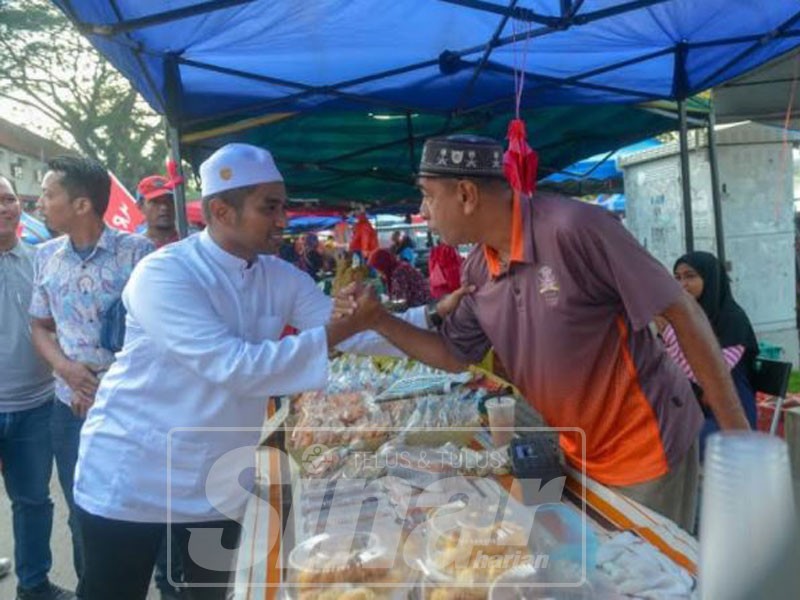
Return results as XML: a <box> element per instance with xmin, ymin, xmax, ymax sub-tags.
<box><xmin>662</xmin><ymin>251</ymin><xmax>759</xmax><ymax>453</ymax></box>
<box><xmin>368</xmin><ymin>248</ymin><xmax>431</xmax><ymax>308</ymax></box>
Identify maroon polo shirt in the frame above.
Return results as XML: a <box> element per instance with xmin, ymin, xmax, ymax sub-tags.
<box><xmin>440</xmin><ymin>192</ymin><xmax>703</xmax><ymax>486</ymax></box>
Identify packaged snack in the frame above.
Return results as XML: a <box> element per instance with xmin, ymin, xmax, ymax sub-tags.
<box><xmin>418</xmin><ymin>500</ymin><xmax>537</xmax><ymax>599</ymax></box>
<box><xmin>289</xmin><ymin>392</ymin><xmax>411</xmax><ymax>454</ymax></box>
<box><xmin>286</xmin><ymin>532</ymin><xmax>413</xmax><ymax>600</ymax></box>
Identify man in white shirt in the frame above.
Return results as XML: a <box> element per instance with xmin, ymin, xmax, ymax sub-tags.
<box><xmin>72</xmin><ymin>143</ymin><xmax>446</xmax><ymax>600</ymax></box>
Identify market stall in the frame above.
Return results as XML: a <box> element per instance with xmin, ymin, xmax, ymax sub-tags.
<box><xmin>232</xmin><ymin>356</ymin><xmax>698</xmax><ymax>600</ymax></box>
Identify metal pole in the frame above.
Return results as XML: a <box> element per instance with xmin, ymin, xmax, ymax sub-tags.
<box><xmin>678</xmin><ymin>99</ymin><xmax>694</xmax><ymax>253</ymax></box>
<box><xmin>164</xmin><ymin>54</ymin><xmax>188</xmax><ymax>238</ymax></box>
<box><xmin>167</xmin><ymin>123</ymin><xmax>189</xmax><ymax>238</ymax></box>
<box><xmin>707</xmin><ymin>105</ymin><xmax>726</xmax><ymax>267</ymax></box>
<box><xmin>406</xmin><ymin>112</ymin><xmax>416</xmax><ymax>172</ymax></box>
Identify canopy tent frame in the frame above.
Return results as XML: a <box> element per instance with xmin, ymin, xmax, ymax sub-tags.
<box><xmin>163</xmin><ymin>53</ymin><xmax>189</xmax><ymax>236</ymax></box>
<box><xmin>63</xmin><ymin>2</ymin><xmax>800</xmax><ymax>128</ymax></box>
<box><xmin>54</xmin><ymin>0</ymin><xmax>800</xmax><ymax>252</ymax></box>
<box><xmin>161</xmin><ymin>28</ymin><xmax>800</xmax><ymax>130</ymax></box>
<box><xmin>79</xmin><ymin>0</ymin><xmax>673</xmax><ymax>36</ymax></box>
<box><xmin>706</xmin><ymin>106</ymin><xmax>726</xmax><ymax>267</ymax></box>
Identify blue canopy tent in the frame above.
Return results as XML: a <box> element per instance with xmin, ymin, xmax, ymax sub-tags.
<box><xmin>51</xmin><ymin>0</ymin><xmax>800</xmax><ymax>258</ymax></box>
<box><xmin>286</xmin><ymin>215</ymin><xmax>343</xmax><ymax>234</ymax></box>
<box><xmin>544</xmin><ymin>138</ymin><xmax>662</xmax><ymax>184</ymax></box>
<box><xmin>541</xmin><ymin>137</ymin><xmax>661</xmax><ymax>194</ymax></box>
<box><xmin>596</xmin><ymin>193</ymin><xmax>626</xmax><ymax>213</ymax></box>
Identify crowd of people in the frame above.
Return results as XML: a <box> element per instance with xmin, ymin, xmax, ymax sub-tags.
<box><xmin>274</xmin><ymin>215</ymin><xmax>462</xmax><ymax>311</ymax></box>
<box><xmin>0</xmin><ymin>133</ymin><xmax>759</xmax><ymax>600</ymax></box>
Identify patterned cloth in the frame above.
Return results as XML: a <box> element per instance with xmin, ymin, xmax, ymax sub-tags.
<box><xmin>661</xmin><ymin>323</ymin><xmax>744</xmax><ymax>382</ymax></box>
<box><xmin>390</xmin><ymin>262</ymin><xmax>431</xmax><ymax>308</ymax></box>
<box><xmin>29</xmin><ymin>227</ymin><xmax>154</xmax><ymax>406</ymax></box>
<box><xmin>369</xmin><ymin>248</ymin><xmax>431</xmax><ymax>308</ymax></box>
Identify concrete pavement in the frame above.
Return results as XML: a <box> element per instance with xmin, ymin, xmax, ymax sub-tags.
<box><xmin>0</xmin><ymin>473</ymin><xmax>160</xmax><ymax>599</ymax></box>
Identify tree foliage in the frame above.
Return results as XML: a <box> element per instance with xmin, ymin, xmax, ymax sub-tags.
<box><xmin>0</xmin><ymin>0</ymin><xmax>166</xmax><ymax>188</ymax></box>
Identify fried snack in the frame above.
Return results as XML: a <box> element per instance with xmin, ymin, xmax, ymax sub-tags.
<box><xmin>289</xmin><ymin>392</ymin><xmax>412</xmax><ymax>452</ymax></box>
<box><xmin>299</xmin><ymin>587</ymin><xmax>378</xmax><ymax>600</ymax></box>
<box><xmin>426</xmin><ymin>519</ymin><xmax>533</xmax><ymax>596</ymax></box>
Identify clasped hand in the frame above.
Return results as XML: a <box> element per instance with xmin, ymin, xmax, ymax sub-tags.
<box><xmin>332</xmin><ymin>282</ymin><xmax>386</xmax><ymax>329</ymax></box>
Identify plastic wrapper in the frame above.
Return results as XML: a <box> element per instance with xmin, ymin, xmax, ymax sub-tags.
<box><xmin>415</xmin><ymin>500</ymin><xmax>539</xmax><ymax>600</ymax></box>
<box><xmin>379</xmin><ymin>443</ymin><xmax>460</xmax><ymax>489</ymax></box>
<box><xmin>299</xmin><ymin>475</ymin><xmax>391</xmax><ymax>520</ymax></box>
<box><xmin>289</xmin><ymin>355</ymin><xmax>479</xmax><ymax>455</ymax></box>
<box><xmin>285</xmin><ymin>531</ymin><xmax>416</xmax><ymax>600</ymax></box>
<box><xmin>289</xmin><ymin>392</ymin><xmax>413</xmax><ymax>455</ymax></box>
<box><xmin>400</xmin><ymin>394</ymin><xmax>482</xmax><ymax>446</ymax></box>
<box><xmin>327</xmin><ymin>355</ymin><xmax>447</xmax><ymax>396</ymax></box>
<box><xmin>375</xmin><ymin>372</ymin><xmax>472</xmax><ymax>402</ymax></box>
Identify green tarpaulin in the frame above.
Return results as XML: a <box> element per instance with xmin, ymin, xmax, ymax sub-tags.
<box><xmin>183</xmin><ymin>103</ymin><xmax>703</xmax><ymax>209</ymax></box>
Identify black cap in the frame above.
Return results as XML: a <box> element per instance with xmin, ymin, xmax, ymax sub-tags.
<box><xmin>419</xmin><ymin>134</ymin><xmax>504</xmax><ymax>178</ymax></box>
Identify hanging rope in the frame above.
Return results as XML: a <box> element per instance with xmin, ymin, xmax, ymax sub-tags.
<box><xmin>504</xmin><ymin>18</ymin><xmax>539</xmax><ymax>196</ymax></box>
<box><xmin>513</xmin><ymin>17</ymin><xmax>531</xmax><ymax>118</ymax></box>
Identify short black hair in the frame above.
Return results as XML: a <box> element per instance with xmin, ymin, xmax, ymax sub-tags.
<box><xmin>47</xmin><ymin>155</ymin><xmax>110</xmax><ymax>218</ymax></box>
<box><xmin>201</xmin><ymin>184</ymin><xmax>258</xmax><ymax>223</ymax></box>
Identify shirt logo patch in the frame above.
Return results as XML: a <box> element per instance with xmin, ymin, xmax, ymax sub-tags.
<box><xmin>537</xmin><ymin>265</ymin><xmax>560</xmax><ymax>306</ymax></box>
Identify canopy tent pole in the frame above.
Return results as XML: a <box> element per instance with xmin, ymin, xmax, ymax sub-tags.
<box><xmin>405</xmin><ymin>112</ymin><xmax>416</xmax><ymax>171</ymax></box>
<box><xmin>707</xmin><ymin>104</ymin><xmax>726</xmax><ymax>267</ymax></box>
<box><xmin>80</xmin><ymin>0</ymin><xmax>258</xmax><ymax>36</ymax></box>
<box><xmin>678</xmin><ymin>99</ymin><xmax>694</xmax><ymax>253</ymax></box>
<box><xmin>165</xmin><ymin>53</ymin><xmax>189</xmax><ymax>238</ymax></box>
<box><xmin>167</xmin><ymin>125</ymin><xmax>189</xmax><ymax>238</ymax></box>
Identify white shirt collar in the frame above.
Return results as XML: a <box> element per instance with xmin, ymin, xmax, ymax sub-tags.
<box><xmin>199</xmin><ymin>229</ymin><xmax>253</xmax><ymax>272</ymax></box>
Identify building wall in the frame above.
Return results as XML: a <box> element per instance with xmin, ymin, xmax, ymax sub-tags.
<box><xmin>0</xmin><ymin>147</ymin><xmax>48</xmax><ymax>209</ymax></box>
<box><xmin>622</xmin><ymin>123</ymin><xmax>799</xmax><ymax>366</ymax></box>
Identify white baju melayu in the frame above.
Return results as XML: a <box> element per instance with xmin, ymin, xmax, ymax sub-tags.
<box><xmin>74</xmin><ymin>230</ymin><xmax>428</xmax><ymax>523</ymax></box>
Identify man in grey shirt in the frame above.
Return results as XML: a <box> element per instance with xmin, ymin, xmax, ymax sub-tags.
<box><xmin>0</xmin><ymin>176</ymin><xmax>74</xmax><ymax>600</ymax></box>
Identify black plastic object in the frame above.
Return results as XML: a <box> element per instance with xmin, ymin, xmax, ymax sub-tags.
<box><xmin>509</xmin><ymin>434</ymin><xmax>564</xmax><ymax>506</ymax></box>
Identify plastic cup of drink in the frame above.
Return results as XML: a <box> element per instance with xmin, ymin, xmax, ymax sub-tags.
<box><xmin>486</xmin><ymin>396</ymin><xmax>516</xmax><ymax>447</ymax></box>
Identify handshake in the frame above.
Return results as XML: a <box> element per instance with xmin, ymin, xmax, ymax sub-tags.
<box><xmin>331</xmin><ymin>282</ymin><xmax>386</xmax><ymax>330</ymax></box>
<box><xmin>331</xmin><ymin>282</ymin><xmax>476</xmax><ymax>331</ymax></box>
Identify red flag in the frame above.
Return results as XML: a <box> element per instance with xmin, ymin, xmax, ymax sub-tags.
<box><xmin>104</xmin><ymin>172</ymin><xmax>145</xmax><ymax>233</ymax></box>
<box><xmin>503</xmin><ymin>119</ymin><xmax>539</xmax><ymax>196</ymax></box>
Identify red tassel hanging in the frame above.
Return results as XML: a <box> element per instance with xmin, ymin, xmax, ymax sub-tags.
<box><xmin>503</xmin><ymin>118</ymin><xmax>538</xmax><ymax>196</ymax></box>
<box><xmin>165</xmin><ymin>157</ymin><xmax>184</xmax><ymax>189</ymax></box>
<box><xmin>503</xmin><ymin>19</ymin><xmax>538</xmax><ymax>196</ymax></box>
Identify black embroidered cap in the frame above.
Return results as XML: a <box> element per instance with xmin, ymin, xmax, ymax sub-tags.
<box><xmin>418</xmin><ymin>134</ymin><xmax>504</xmax><ymax>178</ymax></box>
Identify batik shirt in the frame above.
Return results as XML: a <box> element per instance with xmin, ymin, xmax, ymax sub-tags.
<box><xmin>30</xmin><ymin>227</ymin><xmax>154</xmax><ymax>406</ymax></box>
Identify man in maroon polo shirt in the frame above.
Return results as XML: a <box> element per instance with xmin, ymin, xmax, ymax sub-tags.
<box><xmin>342</xmin><ymin>134</ymin><xmax>749</xmax><ymax>532</ymax></box>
